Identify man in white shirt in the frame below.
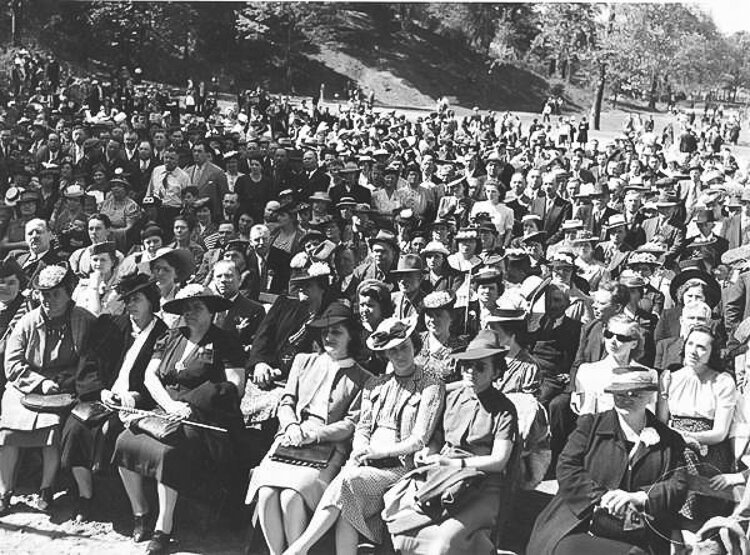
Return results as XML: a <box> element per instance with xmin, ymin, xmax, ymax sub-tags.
<box><xmin>148</xmin><ymin>147</ymin><xmax>190</xmax><ymax>235</ymax></box>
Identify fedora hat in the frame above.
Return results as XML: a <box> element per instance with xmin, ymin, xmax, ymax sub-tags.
<box><xmin>654</xmin><ymin>191</ymin><xmax>679</xmax><ymax>207</ymax></box>
<box><xmin>63</xmin><ymin>183</ymin><xmax>85</xmax><ymax>198</ymax></box>
<box><xmin>162</xmin><ymin>283</ymin><xmax>232</xmax><ymax>314</ymax></box>
<box><xmin>619</xmin><ymin>269</ymin><xmax>646</xmax><ymax>289</ymax></box>
<box><xmin>366</xmin><ymin>317</ymin><xmax>418</xmax><ymax>351</ymax></box>
<box><xmin>627</xmin><ymin>251</ymin><xmax>661</xmax><ymax>266</ymax></box>
<box><xmin>605</xmin><ymin>214</ymin><xmax>628</xmax><ymax>230</ymax></box>
<box><xmin>309</xmin><ymin>191</ymin><xmax>332</xmax><ymax>203</ymax></box>
<box><xmin>571</xmin><ymin>230</ymin><xmax>597</xmax><ymax>245</ymax></box>
<box><xmin>450</xmin><ymin>330</ymin><xmax>508</xmax><ymax>361</ymax></box>
<box><xmin>603</xmin><ymin>366</ymin><xmax>658</xmax><ymax>393</ymax></box>
<box><xmin>336</xmin><ymin>196</ymin><xmax>357</xmax><ymax>208</ymax></box>
<box><xmin>561</xmin><ymin>219</ymin><xmax>584</xmax><ymax>232</ymax></box>
<box><xmin>115</xmin><ymin>272</ymin><xmax>159</xmax><ymax>301</ymax></box>
<box><xmin>473</xmin><ymin>266</ymin><xmax>503</xmax><ymax>285</ymax></box>
<box><xmin>421</xmin><ymin>241</ymin><xmax>450</xmax><ymax>257</ymax></box>
<box><xmin>149</xmin><ymin>248</ymin><xmax>196</xmax><ymax>283</ymax></box>
<box><xmin>521</xmin><ymin>230</ymin><xmax>547</xmax><ymax>245</ymax></box>
<box><xmin>390</xmin><ymin>254</ymin><xmax>424</xmax><ymax>275</ymax></box>
<box><xmin>368</xmin><ymin>229</ymin><xmax>399</xmax><ymax>252</ymax></box>
<box><xmin>486</xmin><ymin>308</ymin><xmax>526</xmax><ymax>323</ymax></box>
<box><xmin>308</xmin><ymin>301</ymin><xmax>353</xmax><ymax>329</ymax></box>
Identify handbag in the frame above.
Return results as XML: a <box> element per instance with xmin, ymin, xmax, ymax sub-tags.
<box><xmin>70</xmin><ymin>401</ymin><xmax>112</xmax><ymax>424</ymax></box>
<box><xmin>21</xmin><ymin>392</ymin><xmax>76</xmax><ymax>414</ymax></box>
<box><xmin>270</xmin><ymin>442</ymin><xmax>335</xmax><ymax>468</ymax></box>
<box><xmin>590</xmin><ymin>505</ymin><xmax>648</xmax><ymax>545</ymax></box>
<box><xmin>415</xmin><ymin>466</ymin><xmax>485</xmax><ymax>518</ymax></box>
<box><xmin>131</xmin><ymin>412</ymin><xmax>182</xmax><ymax>443</ymax></box>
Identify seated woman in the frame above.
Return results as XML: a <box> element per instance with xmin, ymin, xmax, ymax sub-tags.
<box><xmin>113</xmin><ymin>285</ymin><xmax>245</xmax><ymax>554</ymax></box>
<box><xmin>283</xmin><ymin>317</ymin><xmax>444</xmax><ymax>555</ymax></box>
<box><xmin>356</xmin><ymin>279</ymin><xmax>393</xmax><ymax>375</ymax></box>
<box><xmin>486</xmin><ymin>308</ymin><xmax>540</xmax><ymax>396</ymax></box>
<box><xmin>573</xmin><ymin>313</ymin><xmax>656</xmax><ymax>416</ymax></box>
<box><xmin>387</xmin><ymin>330</ymin><xmax>517</xmax><ymax>555</ymax></box>
<box><xmin>415</xmin><ymin>291</ymin><xmax>466</xmax><ymax>388</ymax></box>
<box><xmin>658</xmin><ymin>323</ymin><xmax>736</xmax><ymax>523</ymax></box>
<box><xmin>72</xmin><ymin>241</ymin><xmax>124</xmax><ymax>317</ymax></box>
<box><xmin>245</xmin><ymin>302</ymin><xmax>372</xmax><ymax>554</ymax></box>
<box><xmin>528</xmin><ymin>367</ymin><xmax>688</xmax><ymax>555</ymax></box>
<box><xmin>0</xmin><ymin>265</ymin><xmax>96</xmax><ymax>514</ymax></box>
<box><xmin>149</xmin><ymin>247</ymin><xmax>196</xmax><ymax>328</ymax></box>
<box><xmin>100</xmin><ymin>174</ymin><xmax>142</xmax><ymax>252</ymax></box>
<box><xmin>60</xmin><ymin>273</ymin><xmax>167</xmax><ymax>523</ymax></box>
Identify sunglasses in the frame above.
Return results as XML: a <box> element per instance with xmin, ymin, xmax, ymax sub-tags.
<box><xmin>603</xmin><ymin>329</ymin><xmax>637</xmax><ymax>342</ymax></box>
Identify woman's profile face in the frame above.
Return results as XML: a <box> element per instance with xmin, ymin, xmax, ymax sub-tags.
<box><xmin>359</xmin><ymin>294</ymin><xmax>383</xmax><ymax>329</ymax></box>
<box><xmin>425</xmin><ymin>308</ymin><xmax>451</xmax><ymax>339</ymax></box>
<box><xmin>323</xmin><ymin>323</ymin><xmax>351</xmax><ymax>360</ymax></box>
<box><xmin>684</xmin><ymin>330</ymin><xmax>712</xmax><ymax>368</ymax></box>
<box><xmin>604</xmin><ymin>320</ymin><xmax>637</xmax><ymax>357</ymax></box>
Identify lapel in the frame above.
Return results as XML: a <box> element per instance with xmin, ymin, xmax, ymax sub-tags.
<box><xmin>630</xmin><ymin>413</ymin><xmax>664</xmax><ymax>472</ymax></box>
<box><xmin>593</xmin><ymin>411</ymin><xmax>629</xmax><ymax>482</ymax></box>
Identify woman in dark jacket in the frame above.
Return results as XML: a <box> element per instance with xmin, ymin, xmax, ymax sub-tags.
<box><xmin>60</xmin><ymin>273</ymin><xmax>167</xmax><ymax>522</ymax></box>
<box><xmin>528</xmin><ymin>367</ymin><xmax>688</xmax><ymax>555</ymax></box>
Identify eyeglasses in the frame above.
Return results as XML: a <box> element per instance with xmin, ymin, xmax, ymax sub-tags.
<box><xmin>603</xmin><ymin>329</ymin><xmax>637</xmax><ymax>342</ymax></box>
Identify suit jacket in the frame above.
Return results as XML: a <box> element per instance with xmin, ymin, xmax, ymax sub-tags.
<box><xmin>300</xmin><ymin>167</ymin><xmax>331</xmax><ymax>198</ymax></box>
<box><xmin>9</xmin><ymin>248</ymin><xmax>65</xmax><ymax>284</ymax></box>
<box><xmin>130</xmin><ymin>157</ymin><xmax>160</xmax><ymax>200</ymax></box>
<box><xmin>573</xmin><ymin>204</ymin><xmax>618</xmax><ymax>240</ymax></box>
<box><xmin>654</xmin><ymin>336</ymin><xmax>683</xmax><ymax>372</ymax></box>
<box><xmin>530</xmin><ymin>196</ymin><xmax>572</xmax><ymax>245</ymax></box>
<box><xmin>277</xmin><ymin>352</ymin><xmax>371</xmax><ymax>445</ymax></box>
<box><xmin>642</xmin><ymin>217</ymin><xmax>687</xmax><ymax>267</ymax></box>
<box><xmin>185</xmin><ymin>161</ymin><xmax>228</xmax><ymax>216</ymax></box>
<box><xmin>245</xmin><ymin>249</ymin><xmax>269</xmax><ymax>301</ymax></box>
<box><xmin>527</xmin><ymin>410</ymin><xmax>687</xmax><ymax>555</ymax></box>
<box><xmin>569</xmin><ymin>318</ymin><xmax>605</xmax><ymax>387</ymax></box>
<box><xmin>594</xmin><ymin>241</ymin><xmax>633</xmax><ymax>278</ymax></box>
<box><xmin>530</xmin><ymin>315</ymin><xmax>582</xmax><ymax>379</ymax></box>
<box><xmin>245</xmin><ymin>295</ymin><xmax>317</xmax><ymax>376</ymax></box>
<box><xmin>721</xmin><ymin>214</ymin><xmax>745</xmax><ymax>250</ymax></box>
<box><xmin>34</xmin><ymin>144</ymin><xmax>69</xmax><ymax>167</ymax></box>
<box><xmin>214</xmin><ymin>292</ymin><xmax>265</xmax><ymax>348</ymax></box>
<box><xmin>726</xmin><ymin>272</ymin><xmax>750</xmax><ymax>332</ymax></box>
<box><xmin>329</xmin><ymin>182</ymin><xmax>372</xmax><ymax>207</ymax></box>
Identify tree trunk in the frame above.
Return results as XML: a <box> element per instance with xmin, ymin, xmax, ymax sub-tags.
<box><xmin>592</xmin><ymin>61</ymin><xmax>606</xmax><ymax>130</ymax></box>
<box><xmin>648</xmin><ymin>73</ymin><xmax>658</xmax><ymax>110</ymax></box>
<box><xmin>10</xmin><ymin>0</ymin><xmax>19</xmax><ymax>45</ymax></box>
<box><xmin>285</xmin><ymin>23</ymin><xmax>293</xmax><ymax>92</ymax></box>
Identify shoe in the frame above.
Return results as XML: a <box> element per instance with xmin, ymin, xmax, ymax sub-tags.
<box><xmin>0</xmin><ymin>492</ymin><xmax>12</xmax><ymax>516</ymax></box>
<box><xmin>73</xmin><ymin>497</ymin><xmax>92</xmax><ymax>523</ymax></box>
<box><xmin>36</xmin><ymin>488</ymin><xmax>53</xmax><ymax>512</ymax></box>
<box><xmin>145</xmin><ymin>530</ymin><xmax>171</xmax><ymax>554</ymax></box>
<box><xmin>133</xmin><ymin>513</ymin><xmax>152</xmax><ymax>543</ymax></box>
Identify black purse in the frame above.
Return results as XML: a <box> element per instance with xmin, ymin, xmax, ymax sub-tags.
<box><xmin>131</xmin><ymin>412</ymin><xmax>182</xmax><ymax>443</ymax></box>
<box><xmin>70</xmin><ymin>401</ymin><xmax>112</xmax><ymax>424</ymax></box>
<box><xmin>590</xmin><ymin>506</ymin><xmax>648</xmax><ymax>545</ymax></box>
<box><xmin>270</xmin><ymin>442</ymin><xmax>335</xmax><ymax>468</ymax></box>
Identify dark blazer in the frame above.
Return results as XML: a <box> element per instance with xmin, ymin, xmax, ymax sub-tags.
<box><xmin>85</xmin><ymin>314</ymin><xmax>168</xmax><ymax>404</ymax></box>
<box><xmin>569</xmin><ymin>318</ymin><xmax>605</xmax><ymax>387</ymax></box>
<box><xmin>528</xmin><ymin>410</ymin><xmax>687</xmax><ymax>555</ymax></box>
<box><xmin>530</xmin><ymin>195</ymin><xmax>572</xmax><ymax>245</ymax></box>
<box><xmin>9</xmin><ymin>248</ymin><xmax>65</xmax><ymax>284</ymax></box>
<box><xmin>245</xmin><ymin>295</ymin><xmax>319</xmax><ymax>378</ymax></box>
<box><xmin>573</xmin><ymin>204</ymin><xmax>618</xmax><ymax>240</ymax></box>
<box><xmin>642</xmin><ymin>216</ymin><xmax>687</xmax><ymax>267</ymax></box>
<box><xmin>215</xmin><ymin>292</ymin><xmax>265</xmax><ymax>348</ymax></box>
<box><xmin>530</xmin><ymin>315</ymin><xmax>582</xmax><ymax>379</ymax></box>
<box><xmin>300</xmin><ymin>167</ymin><xmax>331</xmax><ymax>198</ymax></box>
<box><xmin>329</xmin><ymin>182</ymin><xmax>372</xmax><ymax>207</ymax></box>
<box><xmin>244</xmin><ymin>249</ymin><xmax>269</xmax><ymax>301</ymax></box>
<box><xmin>235</xmin><ymin>175</ymin><xmax>271</xmax><ymax>225</ymax></box>
<box><xmin>654</xmin><ymin>336</ymin><xmax>683</xmax><ymax>372</ymax></box>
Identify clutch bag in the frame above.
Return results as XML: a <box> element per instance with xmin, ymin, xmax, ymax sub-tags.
<box><xmin>270</xmin><ymin>442</ymin><xmax>335</xmax><ymax>468</ymax></box>
<box><xmin>131</xmin><ymin>413</ymin><xmax>182</xmax><ymax>443</ymax></box>
<box><xmin>21</xmin><ymin>392</ymin><xmax>76</xmax><ymax>414</ymax></box>
<box><xmin>70</xmin><ymin>401</ymin><xmax>113</xmax><ymax>424</ymax></box>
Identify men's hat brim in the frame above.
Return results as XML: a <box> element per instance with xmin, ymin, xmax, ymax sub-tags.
<box><xmin>450</xmin><ymin>346</ymin><xmax>508</xmax><ymax>361</ymax></box>
<box><xmin>162</xmin><ymin>295</ymin><xmax>232</xmax><ymax>314</ymax></box>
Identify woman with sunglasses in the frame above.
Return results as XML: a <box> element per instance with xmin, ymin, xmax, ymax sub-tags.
<box><xmin>529</xmin><ymin>367</ymin><xmax>688</xmax><ymax>554</ymax></box>
<box><xmin>658</xmin><ymin>324</ymin><xmax>736</xmax><ymax>523</ymax></box>
<box><xmin>572</xmin><ymin>314</ymin><xmax>657</xmax><ymax>416</ymax></box>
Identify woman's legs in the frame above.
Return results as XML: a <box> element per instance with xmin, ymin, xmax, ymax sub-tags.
<box><xmin>257</xmin><ymin>487</ymin><xmax>285</xmax><ymax>555</ymax></box>
<box><xmin>279</xmin><ymin>489</ymin><xmax>308</xmax><ymax>546</ymax></box>
<box><xmin>334</xmin><ymin>517</ymin><xmax>359</xmax><ymax>555</ymax></box>
<box><xmin>118</xmin><ymin>467</ymin><xmax>149</xmax><ymax>516</ymax></box>
<box><xmin>284</xmin><ymin>505</ymin><xmax>341</xmax><ymax>555</ymax></box>
<box><xmin>0</xmin><ymin>446</ymin><xmax>20</xmax><ymax>494</ymax></box>
<box><xmin>71</xmin><ymin>467</ymin><xmax>93</xmax><ymax>499</ymax></box>
<box><xmin>40</xmin><ymin>446</ymin><xmax>59</xmax><ymax>489</ymax></box>
<box><xmin>155</xmin><ymin>482</ymin><xmax>178</xmax><ymax>534</ymax></box>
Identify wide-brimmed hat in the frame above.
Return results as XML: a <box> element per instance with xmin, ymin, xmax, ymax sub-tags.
<box><xmin>336</xmin><ymin>196</ymin><xmax>357</xmax><ymax>209</ymax></box>
<box><xmin>473</xmin><ymin>266</ymin><xmax>503</xmax><ymax>285</ymax></box>
<box><xmin>421</xmin><ymin>241</ymin><xmax>450</xmax><ymax>257</ymax></box>
<box><xmin>308</xmin><ymin>301</ymin><xmax>353</xmax><ymax>329</ymax></box>
<box><xmin>33</xmin><ymin>264</ymin><xmax>73</xmax><ymax>291</ymax></box>
<box><xmin>309</xmin><ymin>191</ymin><xmax>332</xmax><ymax>203</ymax></box>
<box><xmin>627</xmin><ymin>252</ymin><xmax>660</xmax><ymax>267</ymax></box>
<box><xmin>390</xmin><ymin>254</ymin><xmax>424</xmax><ymax>275</ymax></box>
<box><xmin>549</xmin><ymin>251</ymin><xmax>576</xmax><ymax>269</ymax></box>
<box><xmin>91</xmin><ymin>241</ymin><xmax>117</xmax><ymax>256</ymax></box>
<box><xmin>669</xmin><ymin>266</ymin><xmax>721</xmax><ymax>308</ymax></box>
<box><xmin>521</xmin><ymin>214</ymin><xmax>542</xmax><ymax>225</ymax></box>
<box><xmin>149</xmin><ymin>247</ymin><xmax>196</xmax><ymax>283</ymax></box>
<box><xmin>455</xmin><ymin>228</ymin><xmax>479</xmax><ymax>242</ymax></box>
<box><xmin>162</xmin><ymin>283</ymin><xmax>233</xmax><ymax>314</ymax></box>
<box><xmin>722</xmin><ymin>244</ymin><xmax>750</xmax><ymax>266</ymax></box>
<box><xmin>423</xmin><ymin>290</ymin><xmax>455</xmax><ymax>311</ymax></box>
<box><xmin>366</xmin><ymin>317</ymin><xmax>418</xmax><ymax>351</ymax></box>
<box><xmin>701</xmin><ymin>169</ymin><xmax>724</xmax><ymax>185</ymax></box>
<box><xmin>289</xmin><ymin>261</ymin><xmax>332</xmax><ymax>285</ymax></box>
<box><xmin>115</xmin><ymin>272</ymin><xmax>159</xmax><ymax>301</ymax></box>
<box><xmin>619</xmin><ymin>269</ymin><xmax>646</xmax><ymax>289</ymax></box>
<box><xmin>368</xmin><ymin>229</ymin><xmax>399</xmax><ymax>252</ymax></box>
<box><xmin>571</xmin><ymin>230</ymin><xmax>597</xmax><ymax>245</ymax></box>
<box><xmin>654</xmin><ymin>191</ymin><xmax>679</xmax><ymax>207</ymax></box>
<box><xmin>486</xmin><ymin>308</ymin><xmax>526</xmax><ymax>323</ymax></box>
<box><xmin>521</xmin><ymin>230</ymin><xmax>547</xmax><ymax>245</ymax></box>
<box><xmin>63</xmin><ymin>184</ymin><xmax>85</xmax><ymax>198</ymax></box>
<box><xmin>561</xmin><ymin>219</ymin><xmax>584</xmax><ymax>232</ymax></box>
<box><xmin>450</xmin><ymin>330</ymin><xmax>508</xmax><ymax>361</ymax></box>
<box><xmin>603</xmin><ymin>366</ymin><xmax>658</xmax><ymax>393</ymax></box>
<box><xmin>605</xmin><ymin>214</ymin><xmax>628</xmax><ymax>230</ymax></box>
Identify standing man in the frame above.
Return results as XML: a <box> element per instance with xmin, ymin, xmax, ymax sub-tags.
<box><xmin>186</xmin><ymin>142</ymin><xmax>228</xmax><ymax>219</ymax></box>
<box><xmin>530</xmin><ymin>171</ymin><xmax>572</xmax><ymax>246</ymax></box>
<box><xmin>148</xmin><ymin>147</ymin><xmax>190</xmax><ymax>238</ymax></box>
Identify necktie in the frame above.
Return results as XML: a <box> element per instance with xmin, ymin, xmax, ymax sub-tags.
<box><xmin>141</xmin><ymin>160</ymin><xmax>148</xmax><ymax>172</ymax></box>
<box><xmin>162</xmin><ymin>170</ymin><xmax>170</xmax><ymax>195</ymax></box>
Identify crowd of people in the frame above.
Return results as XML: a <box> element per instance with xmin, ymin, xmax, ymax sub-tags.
<box><xmin>1</xmin><ymin>46</ymin><xmax>750</xmax><ymax>554</ymax></box>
